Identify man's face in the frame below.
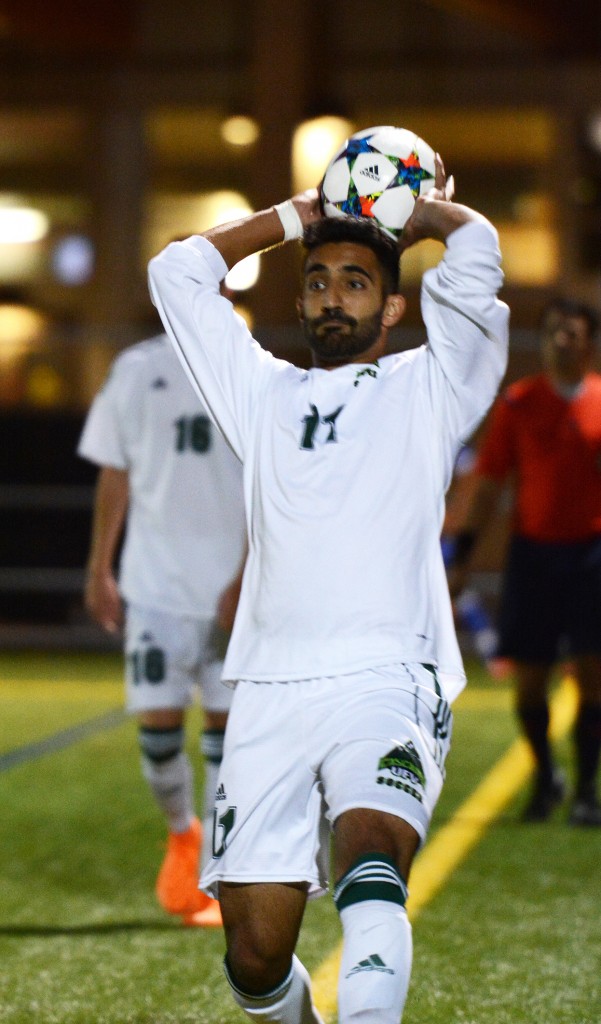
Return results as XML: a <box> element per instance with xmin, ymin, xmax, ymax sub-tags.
<box><xmin>541</xmin><ymin>309</ymin><xmax>593</xmax><ymax>383</ymax></box>
<box><xmin>298</xmin><ymin>241</ymin><xmax>395</xmax><ymax>368</ymax></box>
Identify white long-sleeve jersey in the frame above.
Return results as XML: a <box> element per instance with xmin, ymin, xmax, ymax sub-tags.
<box><xmin>148</xmin><ymin>221</ymin><xmax>509</xmax><ymax>701</ymax></box>
<box><xmin>78</xmin><ymin>335</ymin><xmax>246</xmax><ymax>620</ymax></box>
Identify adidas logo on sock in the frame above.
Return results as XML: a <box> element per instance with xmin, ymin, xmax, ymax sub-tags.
<box><xmin>215</xmin><ymin>783</ymin><xmax>227</xmax><ymax>801</ymax></box>
<box><xmin>346</xmin><ymin>953</ymin><xmax>394</xmax><ymax>977</ymax></box>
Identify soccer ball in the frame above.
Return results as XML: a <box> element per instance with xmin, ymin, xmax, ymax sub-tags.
<box><xmin>320</xmin><ymin>126</ymin><xmax>437</xmax><ymax>241</ymax></box>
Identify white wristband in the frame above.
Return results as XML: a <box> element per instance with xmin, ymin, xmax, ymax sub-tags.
<box><xmin>273</xmin><ymin>200</ymin><xmax>304</xmax><ymax>242</ymax></box>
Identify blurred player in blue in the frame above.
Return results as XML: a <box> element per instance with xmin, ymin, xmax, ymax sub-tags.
<box><xmin>448</xmin><ymin>298</ymin><xmax>601</xmax><ymax>826</ymax></box>
<box><xmin>79</xmin><ymin>333</ymin><xmax>246</xmax><ymax>926</ymax></box>
<box><xmin>148</xmin><ymin>160</ymin><xmax>508</xmax><ymax>1023</ymax></box>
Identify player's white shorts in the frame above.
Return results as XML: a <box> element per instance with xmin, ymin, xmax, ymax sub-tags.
<box><xmin>201</xmin><ymin>663</ymin><xmax>452</xmax><ymax>899</ymax></box>
<box><xmin>124</xmin><ymin>603</ymin><xmax>233</xmax><ymax>715</ymax></box>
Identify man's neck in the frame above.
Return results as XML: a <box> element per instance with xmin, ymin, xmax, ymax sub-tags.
<box><xmin>547</xmin><ymin>372</ymin><xmax>587</xmax><ymax>400</ymax></box>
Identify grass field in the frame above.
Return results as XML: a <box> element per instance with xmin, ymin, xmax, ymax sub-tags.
<box><xmin>0</xmin><ymin>652</ymin><xmax>599</xmax><ymax>1023</ymax></box>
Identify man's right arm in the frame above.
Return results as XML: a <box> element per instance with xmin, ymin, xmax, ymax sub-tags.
<box><xmin>84</xmin><ymin>466</ymin><xmax>129</xmax><ymax>634</ymax></box>
<box><xmin>446</xmin><ymin>474</ymin><xmax>504</xmax><ymax>598</ymax></box>
<box><xmin>147</xmin><ymin>190</ymin><xmax>322</xmax><ymax>460</ymax></box>
<box><xmin>201</xmin><ymin>189</ymin><xmax>321</xmax><ymax>270</ymax></box>
<box><xmin>446</xmin><ymin>391</ymin><xmax>515</xmax><ymax>595</ymax></box>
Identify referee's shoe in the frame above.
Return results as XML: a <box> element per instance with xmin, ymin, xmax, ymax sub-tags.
<box><xmin>522</xmin><ymin>769</ymin><xmax>566</xmax><ymax>822</ymax></box>
<box><xmin>569</xmin><ymin>793</ymin><xmax>601</xmax><ymax>827</ymax></box>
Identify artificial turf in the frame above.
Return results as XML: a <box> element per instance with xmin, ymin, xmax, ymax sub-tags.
<box><xmin>0</xmin><ymin>653</ymin><xmax>598</xmax><ymax>1023</ymax></box>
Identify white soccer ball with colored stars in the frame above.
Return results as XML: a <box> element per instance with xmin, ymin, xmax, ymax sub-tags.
<box><xmin>319</xmin><ymin>126</ymin><xmax>437</xmax><ymax>241</ymax></box>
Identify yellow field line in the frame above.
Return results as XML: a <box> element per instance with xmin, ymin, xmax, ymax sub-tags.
<box><xmin>0</xmin><ymin>680</ymin><xmax>121</xmax><ymax>699</ymax></box>
<box><xmin>311</xmin><ymin>676</ymin><xmax>578</xmax><ymax>1020</ymax></box>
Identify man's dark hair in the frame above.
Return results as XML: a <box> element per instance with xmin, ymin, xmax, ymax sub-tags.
<box><xmin>302</xmin><ymin>217</ymin><xmax>401</xmax><ymax>295</ymax></box>
<box><xmin>541</xmin><ymin>297</ymin><xmax>600</xmax><ymax>341</ymax></box>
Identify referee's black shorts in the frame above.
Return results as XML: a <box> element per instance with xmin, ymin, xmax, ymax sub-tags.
<box><xmin>497</xmin><ymin>534</ymin><xmax>601</xmax><ymax>662</ymax></box>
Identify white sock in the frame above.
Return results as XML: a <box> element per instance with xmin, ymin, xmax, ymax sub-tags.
<box><xmin>141</xmin><ymin>751</ymin><xmax>195</xmax><ymax>834</ymax></box>
<box><xmin>200</xmin><ymin>728</ymin><xmax>225</xmax><ymax>870</ymax></box>
<box><xmin>225</xmin><ymin>954</ymin><xmax>324</xmax><ymax>1024</ymax></box>
<box><xmin>337</xmin><ymin>900</ymin><xmax>413</xmax><ymax>1024</ymax></box>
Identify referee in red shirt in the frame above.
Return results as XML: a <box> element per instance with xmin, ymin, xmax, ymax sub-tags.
<box><xmin>449</xmin><ymin>297</ymin><xmax>601</xmax><ymax>825</ymax></box>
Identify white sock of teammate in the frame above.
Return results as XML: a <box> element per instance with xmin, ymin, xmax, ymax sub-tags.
<box><xmin>335</xmin><ymin>856</ymin><xmax>413</xmax><ymax>1024</ymax></box>
<box><xmin>200</xmin><ymin>727</ymin><xmax>225</xmax><ymax>869</ymax></box>
<box><xmin>224</xmin><ymin>954</ymin><xmax>324</xmax><ymax>1024</ymax></box>
<box><xmin>139</xmin><ymin>725</ymin><xmax>195</xmax><ymax>834</ymax></box>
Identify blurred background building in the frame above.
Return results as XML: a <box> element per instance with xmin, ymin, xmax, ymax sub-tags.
<box><xmin>0</xmin><ymin>0</ymin><xmax>600</xmax><ymax>643</ymax></box>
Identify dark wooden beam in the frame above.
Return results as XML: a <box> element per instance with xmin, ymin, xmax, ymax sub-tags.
<box><xmin>425</xmin><ymin>0</ymin><xmax>600</xmax><ymax>55</ymax></box>
<box><xmin>0</xmin><ymin>0</ymin><xmax>135</xmax><ymax>54</ymax></box>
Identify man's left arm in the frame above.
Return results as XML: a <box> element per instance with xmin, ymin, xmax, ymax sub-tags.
<box><xmin>404</xmin><ymin>191</ymin><xmax>510</xmax><ymax>442</ymax></box>
<box><xmin>399</xmin><ymin>162</ymin><xmax>509</xmax><ymax>375</ymax></box>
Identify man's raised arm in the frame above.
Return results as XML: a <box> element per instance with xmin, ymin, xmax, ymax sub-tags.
<box><xmin>201</xmin><ymin>189</ymin><xmax>322</xmax><ymax>269</ymax></box>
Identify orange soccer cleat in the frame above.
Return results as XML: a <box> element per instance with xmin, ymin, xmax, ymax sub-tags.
<box><xmin>182</xmin><ymin>897</ymin><xmax>223</xmax><ymax>928</ymax></box>
<box><xmin>155</xmin><ymin>816</ymin><xmax>208</xmax><ymax>915</ymax></box>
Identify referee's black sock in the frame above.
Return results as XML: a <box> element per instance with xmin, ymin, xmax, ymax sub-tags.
<box><xmin>517</xmin><ymin>703</ymin><xmax>555</xmax><ymax>784</ymax></box>
<box><xmin>574</xmin><ymin>703</ymin><xmax>601</xmax><ymax>800</ymax></box>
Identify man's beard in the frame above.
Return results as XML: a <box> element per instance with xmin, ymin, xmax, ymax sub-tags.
<box><xmin>302</xmin><ymin>308</ymin><xmax>383</xmax><ymax>365</ymax></box>
<box><xmin>544</xmin><ymin>345</ymin><xmax>585</xmax><ymax>381</ymax></box>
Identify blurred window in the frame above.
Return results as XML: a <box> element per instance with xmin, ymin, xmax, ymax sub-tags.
<box><xmin>353</xmin><ymin>107</ymin><xmax>559</xmax><ymax>285</ymax></box>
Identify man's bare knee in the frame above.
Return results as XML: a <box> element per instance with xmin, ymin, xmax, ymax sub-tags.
<box><xmin>334</xmin><ymin>808</ymin><xmax>420</xmax><ymax>884</ymax></box>
<box><xmin>220</xmin><ymin>881</ymin><xmax>307</xmax><ymax>995</ymax></box>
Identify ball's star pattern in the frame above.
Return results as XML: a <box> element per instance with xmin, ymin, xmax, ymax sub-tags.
<box><xmin>323</xmin><ymin>130</ymin><xmax>436</xmax><ymax>236</ymax></box>
<box><xmin>337</xmin><ymin>133</ymin><xmax>434</xmax><ymax>218</ymax></box>
<box><xmin>388</xmin><ymin>150</ymin><xmax>434</xmax><ymax>198</ymax></box>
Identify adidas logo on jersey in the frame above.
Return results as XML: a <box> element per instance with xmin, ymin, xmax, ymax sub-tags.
<box><xmin>346</xmin><ymin>953</ymin><xmax>394</xmax><ymax>978</ymax></box>
<box><xmin>151</xmin><ymin>376</ymin><xmax>168</xmax><ymax>389</ymax></box>
<box><xmin>215</xmin><ymin>783</ymin><xmax>227</xmax><ymax>802</ymax></box>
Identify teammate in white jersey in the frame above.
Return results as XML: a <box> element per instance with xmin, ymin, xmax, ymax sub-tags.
<box><xmin>78</xmin><ymin>334</ymin><xmax>246</xmax><ymax>928</ymax></box>
<box><xmin>148</xmin><ymin>158</ymin><xmax>509</xmax><ymax>1022</ymax></box>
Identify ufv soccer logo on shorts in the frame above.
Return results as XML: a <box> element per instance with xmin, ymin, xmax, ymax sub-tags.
<box><xmin>376</xmin><ymin>741</ymin><xmax>426</xmax><ymax>803</ymax></box>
